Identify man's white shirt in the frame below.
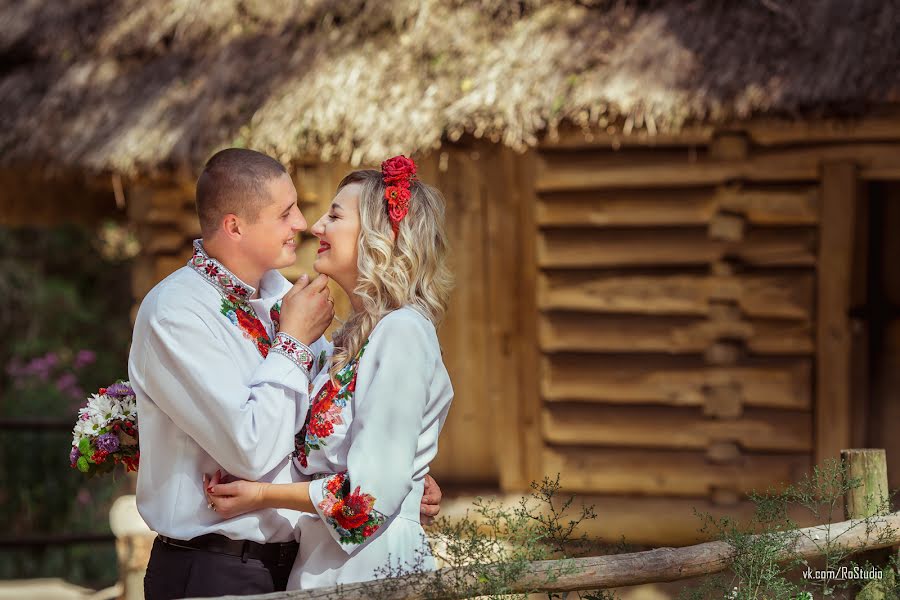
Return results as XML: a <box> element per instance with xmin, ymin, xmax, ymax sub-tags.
<box><xmin>128</xmin><ymin>240</ymin><xmax>322</xmax><ymax>543</ymax></box>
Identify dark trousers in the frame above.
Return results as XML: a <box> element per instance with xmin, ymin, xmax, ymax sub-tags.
<box><xmin>144</xmin><ymin>537</ymin><xmax>293</xmax><ymax>600</ymax></box>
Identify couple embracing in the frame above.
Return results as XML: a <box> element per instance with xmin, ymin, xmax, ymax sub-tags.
<box><xmin>129</xmin><ymin>148</ymin><xmax>454</xmax><ymax>599</ymax></box>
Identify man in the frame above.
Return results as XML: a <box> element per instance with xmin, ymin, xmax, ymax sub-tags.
<box><xmin>129</xmin><ymin>149</ymin><xmax>441</xmax><ymax>599</ymax></box>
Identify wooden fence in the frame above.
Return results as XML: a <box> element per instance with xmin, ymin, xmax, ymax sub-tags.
<box><xmin>190</xmin><ymin>448</ymin><xmax>898</xmax><ymax>600</ymax></box>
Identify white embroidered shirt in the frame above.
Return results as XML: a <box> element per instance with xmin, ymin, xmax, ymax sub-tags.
<box><xmin>128</xmin><ymin>240</ymin><xmax>325</xmax><ymax>543</ymax></box>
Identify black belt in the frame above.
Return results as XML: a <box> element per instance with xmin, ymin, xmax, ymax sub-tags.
<box><xmin>157</xmin><ymin>533</ymin><xmax>298</xmax><ymax>565</ymax></box>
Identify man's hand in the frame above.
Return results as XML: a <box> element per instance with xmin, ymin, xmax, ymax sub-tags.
<box><xmin>420</xmin><ymin>474</ymin><xmax>442</xmax><ymax>527</ymax></box>
<box><xmin>278</xmin><ymin>273</ymin><xmax>334</xmax><ymax>345</ymax></box>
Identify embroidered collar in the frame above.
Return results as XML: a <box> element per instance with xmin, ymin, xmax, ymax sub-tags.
<box><xmin>187</xmin><ymin>239</ymin><xmax>256</xmax><ymax>301</ymax></box>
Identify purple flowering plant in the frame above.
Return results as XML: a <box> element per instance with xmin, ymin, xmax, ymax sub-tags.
<box><xmin>5</xmin><ymin>348</ymin><xmax>96</xmax><ymax>407</ymax></box>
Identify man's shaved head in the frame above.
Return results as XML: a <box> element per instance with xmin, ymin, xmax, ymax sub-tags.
<box><xmin>196</xmin><ymin>148</ymin><xmax>288</xmax><ymax>238</ymax></box>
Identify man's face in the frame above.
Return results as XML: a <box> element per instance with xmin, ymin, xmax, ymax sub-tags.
<box><xmin>238</xmin><ymin>172</ymin><xmax>306</xmax><ymax>272</ymax></box>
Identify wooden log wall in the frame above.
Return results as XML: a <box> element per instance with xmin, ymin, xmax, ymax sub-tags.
<box><xmin>527</xmin><ymin>122</ymin><xmax>900</xmax><ymax>542</ymax></box>
<box><xmin>531</xmin><ymin>133</ymin><xmax>821</xmax><ymax>527</ymax></box>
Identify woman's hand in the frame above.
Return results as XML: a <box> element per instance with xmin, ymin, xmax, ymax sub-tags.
<box><xmin>204</xmin><ymin>471</ymin><xmax>269</xmax><ymax>519</ymax></box>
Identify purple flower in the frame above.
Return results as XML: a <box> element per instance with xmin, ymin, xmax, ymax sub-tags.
<box><xmin>69</xmin><ymin>446</ymin><xmax>80</xmax><ymax>466</ymax></box>
<box><xmin>95</xmin><ymin>433</ymin><xmax>120</xmax><ymax>453</ymax></box>
<box><xmin>25</xmin><ymin>356</ymin><xmax>53</xmax><ymax>381</ymax></box>
<box><xmin>73</xmin><ymin>350</ymin><xmax>96</xmax><ymax>370</ymax></box>
<box><xmin>56</xmin><ymin>372</ymin><xmax>77</xmax><ymax>392</ymax></box>
<box><xmin>105</xmin><ymin>382</ymin><xmax>133</xmax><ymax>398</ymax></box>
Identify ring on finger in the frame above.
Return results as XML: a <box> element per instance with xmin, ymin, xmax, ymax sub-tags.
<box><xmin>207</xmin><ymin>502</ymin><xmax>216</xmax><ymax>511</ymax></box>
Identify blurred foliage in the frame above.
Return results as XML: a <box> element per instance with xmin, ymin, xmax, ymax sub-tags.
<box><xmin>0</xmin><ymin>223</ymin><xmax>135</xmax><ymax>588</ymax></box>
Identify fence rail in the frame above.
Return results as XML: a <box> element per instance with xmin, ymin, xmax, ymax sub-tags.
<box><xmin>202</xmin><ymin>511</ymin><xmax>900</xmax><ymax>600</ymax></box>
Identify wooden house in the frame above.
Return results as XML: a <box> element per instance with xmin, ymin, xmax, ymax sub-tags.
<box><xmin>2</xmin><ymin>1</ymin><xmax>899</xmax><ymax>545</ymax></box>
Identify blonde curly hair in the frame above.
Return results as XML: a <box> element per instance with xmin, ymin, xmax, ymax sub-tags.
<box><xmin>328</xmin><ymin>169</ymin><xmax>453</xmax><ymax>381</ymax></box>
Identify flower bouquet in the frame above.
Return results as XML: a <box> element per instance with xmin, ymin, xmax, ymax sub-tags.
<box><xmin>69</xmin><ymin>382</ymin><xmax>139</xmax><ymax>476</ymax></box>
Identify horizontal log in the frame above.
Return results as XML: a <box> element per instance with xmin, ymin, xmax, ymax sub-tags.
<box><xmin>746</xmin><ymin>116</ymin><xmax>900</xmax><ymax>146</ymax></box>
<box><xmin>541</xmin><ymin>355</ymin><xmax>811</xmax><ymax>409</ymax></box>
<box><xmin>539</xmin><ymin>313</ymin><xmax>814</xmax><ymax>355</ymax></box>
<box><xmin>220</xmin><ymin>513</ymin><xmax>900</xmax><ymax>599</ymax></box>
<box><xmin>536</xmin><ymin>143</ymin><xmax>900</xmax><ymax>191</ymax></box>
<box><xmin>540</xmin><ymin>115</ymin><xmax>900</xmax><ymax>150</ymax></box>
<box><xmin>538</xmin><ymin>228</ymin><xmax>817</xmax><ymax>268</ymax></box>
<box><xmin>542</xmin><ymin>404</ymin><xmax>812</xmax><ymax>452</ymax></box>
<box><xmin>536</xmin><ymin>185</ymin><xmax>818</xmax><ymax>227</ymax></box>
<box><xmin>137</xmin><ymin>226</ymin><xmax>186</xmax><ymax>254</ymax></box>
<box><xmin>126</xmin><ymin>185</ymin><xmax>193</xmax><ymax>223</ymax></box>
<box><xmin>544</xmin><ymin>446</ymin><xmax>809</xmax><ymax>496</ymax></box>
<box><xmin>177</xmin><ymin>210</ymin><xmax>201</xmax><ymax>236</ymax></box>
<box><xmin>155</xmin><ymin>255</ymin><xmax>189</xmax><ymax>281</ymax></box>
<box><xmin>539</xmin><ymin>123</ymin><xmax>716</xmax><ymax>149</ymax></box>
<box><xmin>538</xmin><ymin>272</ymin><xmax>813</xmax><ymax>319</ymax></box>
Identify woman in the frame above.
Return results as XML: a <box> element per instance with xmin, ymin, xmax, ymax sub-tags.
<box><xmin>205</xmin><ymin>156</ymin><xmax>454</xmax><ymax>588</ymax></box>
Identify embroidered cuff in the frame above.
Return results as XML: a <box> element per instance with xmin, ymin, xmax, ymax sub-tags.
<box><xmin>270</xmin><ymin>332</ymin><xmax>315</xmax><ymax>375</ymax></box>
<box><xmin>312</xmin><ymin>472</ymin><xmax>386</xmax><ymax>551</ymax></box>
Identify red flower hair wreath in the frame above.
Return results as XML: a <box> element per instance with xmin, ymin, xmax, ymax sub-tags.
<box><xmin>381</xmin><ymin>155</ymin><xmax>417</xmax><ymax>238</ymax></box>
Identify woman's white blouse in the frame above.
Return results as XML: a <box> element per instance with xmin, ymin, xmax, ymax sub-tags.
<box><xmin>292</xmin><ymin>307</ymin><xmax>453</xmax><ymax>556</ymax></box>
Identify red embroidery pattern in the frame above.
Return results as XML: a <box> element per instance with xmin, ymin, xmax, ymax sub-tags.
<box><xmin>271</xmin><ymin>333</ymin><xmax>314</xmax><ymax>372</ymax></box>
<box><xmin>189</xmin><ymin>240</ymin><xmax>253</xmax><ymax>301</ymax></box>
<box><xmin>220</xmin><ymin>295</ymin><xmax>273</xmax><ymax>358</ymax></box>
<box><xmin>317</xmin><ymin>472</ymin><xmax>386</xmax><ymax>544</ymax></box>
<box><xmin>188</xmin><ymin>240</ymin><xmax>276</xmax><ymax>359</ymax></box>
<box><xmin>292</xmin><ymin>342</ymin><xmax>367</xmax><ymax>468</ymax></box>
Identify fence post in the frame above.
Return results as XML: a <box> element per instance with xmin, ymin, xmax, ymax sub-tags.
<box><xmin>842</xmin><ymin>449</ymin><xmax>890</xmax><ymax>520</ymax></box>
<box><xmin>841</xmin><ymin>448</ymin><xmax>894</xmax><ymax>600</ymax></box>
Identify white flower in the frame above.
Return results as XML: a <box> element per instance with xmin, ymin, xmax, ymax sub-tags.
<box><xmin>73</xmin><ymin>419</ymin><xmax>94</xmax><ymax>438</ymax></box>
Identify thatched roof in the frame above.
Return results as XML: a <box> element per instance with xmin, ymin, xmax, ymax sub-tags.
<box><xmin>1</xmin><ymin>0</ymin><xmax>898</xmax><ymax>174</ymax></box>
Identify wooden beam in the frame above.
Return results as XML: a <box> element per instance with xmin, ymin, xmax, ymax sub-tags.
<box><xmin>542</xmin><ymin>405</ymin><xmax>812</xmax><ymax>452</ymax></box>
<box><xmin>483</xmin><ymin>147</ymin><xmax>528</xmax><ymax>491</ymax></box>
<box><xmin>538</xmin><ymin>113</ymin><xmax>900</xmax><ymax>150</ymax></box>
<box><xmin>745</xmin><ymin>115</ymin><xmax>900</xmax><ymax>146</ymax></box>
<box><xmin>424</xmin><ymin>151</ymin><xmax>497</xmax><ymax>484</ymax></box>
<box><xmin>538</xmin><ymin>272</ymin><xmax>814</xmax><ymax>320</ymax></box>
<box><xmin>544</xmin><ymin>446</ymin><xmax>809</xmax><ymax>496</ymax></box>
<box><xmin>539</xmin><ymin>313</ymin><xmax>814</xmax><ymax>355</ymax></box>
<box><xmin>541</xmin><ymin>355</ymin><xmax>811</xmax><ymax>410</ymax></box>
<box><xmin>538</xmin><ymin>228</ymin><xmax>817</xmax><ymax>268</ymax></box>
<box><xmin>539</xmin><ymin>122</ymin><xmax>715</xmax><ymax>149</ymax></box>
<box><xmin>516</xmin><ymin>151</ymin><xmax>545</xmax><ymax>488</ymax></box>
<box><xmin>815</xmin><ymin>162</ymin><xmax>858</xmax><ymax>466</ymax></box>
<box><xmin>536</xmin><ymin>144</ymin><xmax>900</xmax><ymax>191</ymax></box>
<box><xmin>536</xmin><ymin>183</ymin><xmax>822</xmax><ymax>228</ymax></box>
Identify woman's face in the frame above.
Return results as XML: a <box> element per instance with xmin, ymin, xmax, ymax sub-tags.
<box><xmin>311</xmin><ymin>183</ymin><xmax>362</xmax><ymax>292</ymax></box>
